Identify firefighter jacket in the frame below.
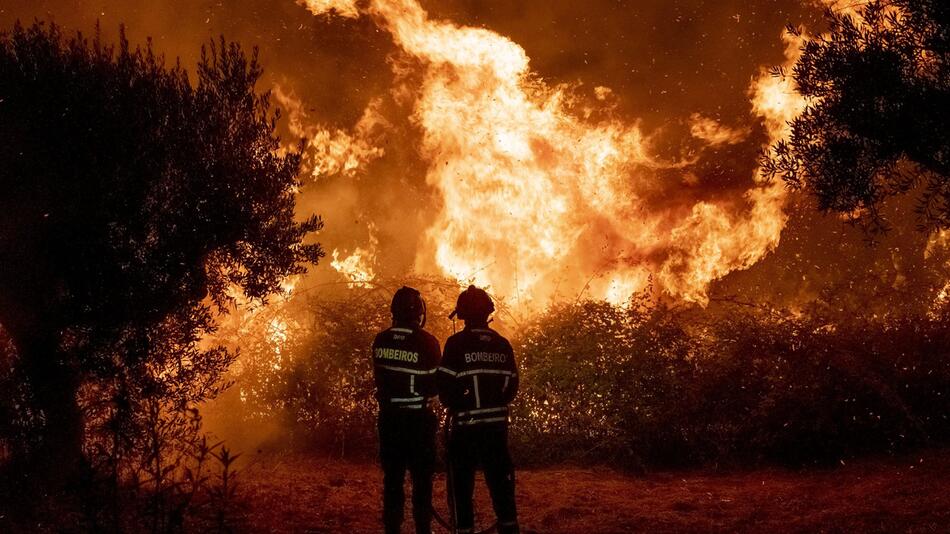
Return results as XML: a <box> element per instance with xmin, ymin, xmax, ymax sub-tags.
<box><xmin>372</xmin><ymin>324</ymin><xmax>441</xmax><ymax>412</ymax></box>
<box><xmin>437</xmin><ymin>326</ymin><xmax>519</xmax><ymax>427</ymax></box>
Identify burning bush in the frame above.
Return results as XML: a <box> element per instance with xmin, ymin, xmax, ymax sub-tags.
<box><xmin>513</xmin><ymin>299</ymin><xmax>950</xmax><ymax>468</ymax></box>
<box><xmin>221</xmin><ymin>283</ymin><xmax>950</xmax><ymax>469</ymax></box>
<box><xmin>206</xmin><ymin>277</ymin><xmax>463</xmax><ymax>455</ymax></box>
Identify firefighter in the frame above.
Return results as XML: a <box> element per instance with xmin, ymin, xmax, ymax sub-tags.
<box><xmin>372</xmin><ymin>286</ymin><xmax>441</xmax><ymax>534</ymax></box>
<box><xmin>438</xmin><ymin>285</ymin><xmax>520</xmax><ymax>534</ymax></box>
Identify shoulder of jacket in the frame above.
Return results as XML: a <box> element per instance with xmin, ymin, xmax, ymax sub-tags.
<box><xmin>415</xmin><ymin>328</ymin><xmax>436</xmax><ymax>340</ymax></box>
<box><xmin>476</xmin><ymin>328</ymin><xmax>510</xmax><ymax>345</ymax></box>
<box><xmin>447</xmin><ymin>330</ymin><xmax>467</xmax><ymax>341</ymax></box>
<box><xmin>444</xmin><ymin>331</ymin><xmax>469</xmax><ymax>349</ymax></box>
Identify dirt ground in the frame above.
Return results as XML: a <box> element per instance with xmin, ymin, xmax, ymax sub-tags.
<box><xmin>234</xmin><ymin>449</ymin><xmax>950</xmax><ymax>533</ymax></box>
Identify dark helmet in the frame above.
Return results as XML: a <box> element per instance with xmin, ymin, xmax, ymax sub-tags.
<box><xmin>391</xmin><ymin>286</ymin><xmax>426</xmax><ymax>327</ymax></box>
<box><xmin>449</xmin><ymin>285</ymin><xmax>495</xmax><ymax>321</ymax></box>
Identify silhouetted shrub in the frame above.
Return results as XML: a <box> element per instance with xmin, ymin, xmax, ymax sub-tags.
<box><xmin>512</xmin><ymin>300</ymin><xmax>950</xmax><ymax>468</ymax></box>
<box><xmin>0</xmin><ymin>20</ymin><xmax>316</xmax><ymax>530</ymax></box>
<box><xmin>227</xmin><ymin>285</ymin><xmax>950</xmax><ymax>469</ymax></box>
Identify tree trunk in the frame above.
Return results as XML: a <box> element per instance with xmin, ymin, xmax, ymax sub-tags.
<box><xmin>16</xmin><ymin>329</ymin><xmax>85</xmax><ymax>486</ymax></box>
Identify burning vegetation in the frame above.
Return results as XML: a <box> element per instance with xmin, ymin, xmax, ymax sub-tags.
<box><xmin>195</xmin><ymin>0</ymin><xmax>950</xmax><ymax>467</ymax></box>
<box><xmin>1</xmin><ymin>0</ymin><xmax>950</xmax><ymax>531</ymax></box>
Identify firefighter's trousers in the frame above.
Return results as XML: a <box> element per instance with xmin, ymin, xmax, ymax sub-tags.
<box><xmin>378</xmin><ymin>409</ymin><xmax>437</xmax><ymax>534</ymax></box>
<box><xmin>446</xmin><ymin>424</ymin><xmax>519</xmax><ymax>534</ymax></box>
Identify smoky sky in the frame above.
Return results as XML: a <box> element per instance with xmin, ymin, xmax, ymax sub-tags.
<box><xmin>0</xmin><ymin>1</ymin><xmax>823</xmax><ymax>117</ymax></box>
<box><xmin>0</xmin><ymin>0</ymin><xmax>824</xmax><ymax>167</ymax></box>
<box><xmin>2</xmin><ymin>0</ymin><xmax>944</xmax><ymax>309</ymax></box>
<box><xmin>427</xmin><ymin>1</ymin><xmax>823</xmax><ymax>124</ymax></box>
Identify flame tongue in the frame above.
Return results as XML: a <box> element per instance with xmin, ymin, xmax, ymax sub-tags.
<box><xmin>303</xmin><ymin>0</ymin><xmax>793</xmax><ymax>307</ymax></box>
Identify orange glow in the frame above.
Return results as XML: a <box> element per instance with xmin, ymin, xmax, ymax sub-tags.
<box><xmin>273</xmin><ymin>85</ymin><xmax>387</xmax><ymax>179</ymax></box>
<box><xmin>207</xmin><ymin>276</ymin><xmax>301</xmax><ymax>396</ymax></box>
<box><xmin>926</xmin><ymin>230</ymin><xmax>950</xmax><ymax>314</ymax></box>
<box><xmin>689</xmin><ymin>114</ymin><xmax>749</xmax><ymax>146</ymax></box>
<box><xmin>330</xmin><ymin>224</ymin><xmax>378</xmax><ymax>288</ymax></box>
<box><xmin>750</xmin><ymin>33</ymin><xmax>808</xmax><ymax>144</ymax></box>
<box><xmin>299</xmin><ymin>0</ymin><xmax>359</xmax><ymax>18</ymax></box>
<box><xmin>299</xmin><ymin>0</ymin><xmax>822</xmax><ymax>308</ymax></box>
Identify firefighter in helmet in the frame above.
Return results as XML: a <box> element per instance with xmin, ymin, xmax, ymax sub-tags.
<box><xmin>437</xmin><ymin>285</ymin><xmax>520</xmax><ymax>534</ymax></box>
<box><xmin>372</xmin><ymin>286</ymin><xmax>441</xmax><ymax>534</ymax></box>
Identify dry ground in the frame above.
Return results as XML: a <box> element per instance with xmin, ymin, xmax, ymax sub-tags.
<box><xmin>234</xmin><ymin>449</ymin><xmax>950</xmax><ymax>533</ymax></box>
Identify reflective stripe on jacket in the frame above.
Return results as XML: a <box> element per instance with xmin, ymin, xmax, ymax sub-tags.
<box><xmin>437</xmin><ymin>326</ymin><xmax>518</xmax><ymax>426</ymax></box>
<box><xmin>372</xmin><ymin>325</ymin><xmax>441</xmax><ymax>410</ymax></box>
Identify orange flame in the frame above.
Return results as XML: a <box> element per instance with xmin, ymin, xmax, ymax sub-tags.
<box><xmin>689</xmin><ymin>114</ymin><xmax>750</xmax><ymax>147</ymax></box>
<box><xmin>330</xmin><ymin>224</ymin><xmax>378</xmax><ymax>288</ymax></box>
<box><xmin>302</xmin><ymin>0</ymin><xmax>813</xmax><ymax>308</ymax></box>
<box><xmin>300</xmin><ymin>0</ymin><xmax>359</xmax><ymax>18</ymax></box>
<box><xmin>649</xmin><ymin>30</ymin><xmax>812</xmax><ymax>304</ymax></box>
<box><xmin>273</xmin><ymin>84</ymin><xmax>387</xmax><ymax>179</ymax></box>
<box><xmin>926</xmin><ymin>230</ymin><xmax>950</xmax><ymax>314</ymax></box>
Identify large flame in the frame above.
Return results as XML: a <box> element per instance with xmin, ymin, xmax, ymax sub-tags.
<box><xmin>301</xmin><ymin>0</ymin><xmax>810</xmax><ymax>308</ymax></box>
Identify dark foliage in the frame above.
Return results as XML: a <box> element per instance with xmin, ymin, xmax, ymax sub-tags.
<box><xmin>0</xmin><ymin>18</ymin><xmax>322</xmax><ymax>507</ymax></box>
<box><xmin>513</xmin><ymin>298</ymin><xmax>950</xmax><ymax>469</ymax></box>
<box><xmin>762</xmin><ymin>0</ymin><xmax>950</xmax><ymax>233</ymax></box>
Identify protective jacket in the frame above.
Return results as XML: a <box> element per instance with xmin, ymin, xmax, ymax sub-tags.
<box><xmin>437</xmin><ymin>325</ymin><xmax>518</xmax><ymax>426</ymax></box>
<box><xmin>372</xmin><ymin>324</ymin><xmax>441</xmax><ymax>410</ymax></box>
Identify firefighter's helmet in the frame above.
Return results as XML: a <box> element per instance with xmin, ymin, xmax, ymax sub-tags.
<box><xmin>391</xmin><ymin>286</ymin><xmax>427</xmax><ymax>327</ymax></box>
<box><xmin>449</xmin><ymin>285</ymin><xmax>495</xmax><ymax>321</ymax></box>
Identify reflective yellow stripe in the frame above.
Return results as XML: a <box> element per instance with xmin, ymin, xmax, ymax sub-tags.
<box><xmin>457</xmin><ymin>406</ymin><xmax>508</xmax><ymax>417</ymax></box>
<box><xmin>473</xmin><ymin>375</ymin><xmax>481</xmax><ymax>408</ymax></box>
<box><xmin>456</xmin><ymin>368</ymin><xmax>515</xmax><ymax>377</ymax></box>
<box><xmin>389</xmin><ymin>396</ymin><xmax>424</xmax><ymax>403</ymax></box>
<box><xmin>456</xmin><ymin>416</ymin><xmax>507</xmax><ymax>425</ymax></box>
<box><xmin>377</xmin><ymin>364</ymin><xmax>436</xmax><ymax>375</ymax></box>
<box><xmin>437</xmin><ymin>366</ymin><xmax>458</xmax><ymax>376</ymax></box>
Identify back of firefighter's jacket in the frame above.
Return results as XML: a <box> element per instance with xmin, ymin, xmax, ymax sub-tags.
<box><xmin>437</xmin><ymin>326</ymin><xmax>519</xmax><ymax>427</ymax></box>
<box><xmin>372</xmin><ymin>325</ymin><xmax>441</xmax><ymax>411</ymax></box>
